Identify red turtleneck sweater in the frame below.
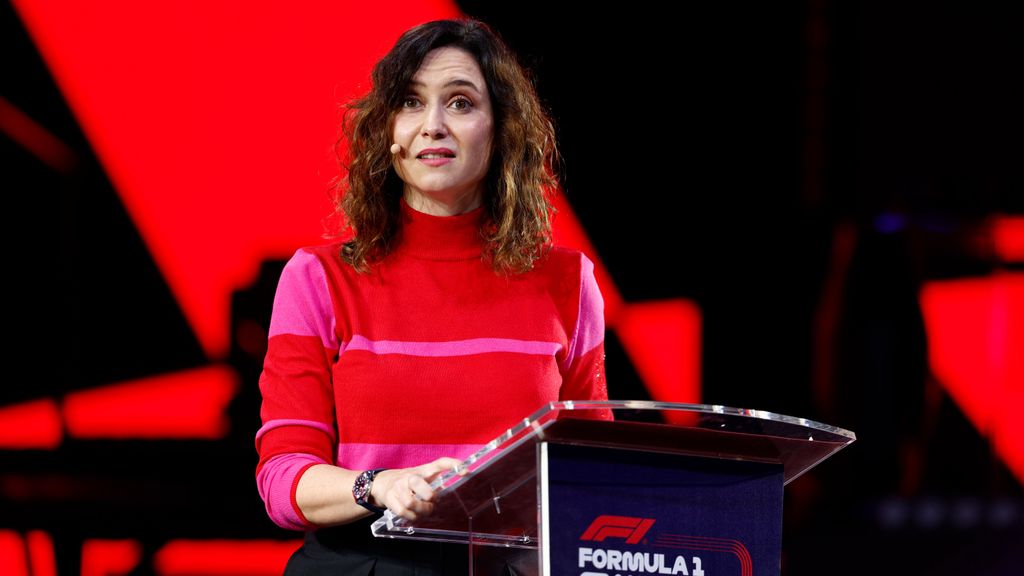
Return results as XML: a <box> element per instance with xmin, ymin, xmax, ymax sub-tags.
<box><xmin>255</xmin><ymin>200</ymin><xmax>608</xmax><ymax>530</ymax></box>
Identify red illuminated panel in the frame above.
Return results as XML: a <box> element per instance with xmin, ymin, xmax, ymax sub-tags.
<box><xmin>920</xmin><ymin>273</ymin><xmax>1024</xmax><ymax>483</ymax></box>
<box><xmin>26</xmin><ymin>531</ymin><xmax>56</xmax><ymax>576</ymax></box>
<box><xmin>0</xmin><ymin>530</ymin><xmax>29</xmax><ymax>576</ymax></box>
<box><xmin>993</xmin><ymin>216</ymin><xmax>1024</xmax><ymax>262</ymax></box>
<box><xmin>11</xmin><ymin>1</ymin><xmax>462</xmax><ymax>358</ymax></box>
<box><xmin>63</xmin><ymin>366</ymin><xmax>238</xmax><ymax>439</ymax></box>
<box><xmin>617</xmin><ymin>300</ymin><xmax>703</xmax><ymax>409</ymax></box>
<box><xmin>0</xmin><ymin>399</ymin><xmax>62</xmax><ymax>449</ymax></box>
<box><xmin>81</xmin><ymin>540</ymin><xmax>142</xmax><ymax>576</ymax></box>
<box><xmin>154</xmin><ymin>540</ymin><xmax>302</xmax><ymax>576</ymax></box>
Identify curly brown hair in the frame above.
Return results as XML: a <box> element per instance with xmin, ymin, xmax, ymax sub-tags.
<box><xmin>332</xmin><ymin>18</ymin><xmax>562</xmax><ymax>274</ymax></box>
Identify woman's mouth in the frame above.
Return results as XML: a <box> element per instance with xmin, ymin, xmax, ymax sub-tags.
<box><xmin>417</xmin><ymin>149</ymin><xmax>455</xmax><ymax>166</ymax></box>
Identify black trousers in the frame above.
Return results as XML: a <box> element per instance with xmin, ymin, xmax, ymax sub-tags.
<box><xmin>283</xmin><ymin>516</ymin><xmax>535</xmax><ymax>575</ymax></box>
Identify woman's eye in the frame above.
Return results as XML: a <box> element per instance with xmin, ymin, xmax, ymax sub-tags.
<box><xmin>401</xmin><ymin>97</ymin><xmax>419</xmax><ymax>108</ymax></box>
<box><xmin>450</xmin><ymin>98</ymin><xmax>472</xmax><ymax>110</ymax></box>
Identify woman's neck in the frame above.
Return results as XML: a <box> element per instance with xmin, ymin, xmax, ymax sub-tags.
<box><xmin>403</xmin><ymin>188</ymin><xmax>483</xmax><ymax>216</ymax></box>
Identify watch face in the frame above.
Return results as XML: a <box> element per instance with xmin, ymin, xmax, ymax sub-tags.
<box><xmin>354</xmin><ymin>471</ymin><xmax>372</xmax><ymax>502</ymax></box>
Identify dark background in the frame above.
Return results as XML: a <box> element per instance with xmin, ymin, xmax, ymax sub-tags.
<box><xmin>3</xmin><ymin>0</ymin><xmax>1022</xmax><ymax>574</ymax></box>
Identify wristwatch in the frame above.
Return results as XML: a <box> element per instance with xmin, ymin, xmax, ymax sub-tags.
<box><xmin>353</xmin><ymin>468</ymin><xmax>388</xmax><ymax>514</ymax></box>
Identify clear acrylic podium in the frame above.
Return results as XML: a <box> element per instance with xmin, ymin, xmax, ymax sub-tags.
<box><xmin>371</xmin><ymin>400</ymin><xmax>855</xmax><ymax>575</ymax></box>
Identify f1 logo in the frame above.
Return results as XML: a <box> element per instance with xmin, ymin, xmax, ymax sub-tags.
<box><xmin>580</xmin><ymin>515</ymin><xmax>655</xmax><ymax>544</ymax></box>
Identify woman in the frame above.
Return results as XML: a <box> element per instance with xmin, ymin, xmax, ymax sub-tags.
<box><xmin>255</xmin><ymin>18</ymin><xmax>609</xmax><ymax>575</ymax></box>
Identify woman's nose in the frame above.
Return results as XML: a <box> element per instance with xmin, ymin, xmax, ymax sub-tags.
<box><xmin>422</xmin><ymin>103</ymin><xmax>448</xmax><ymax>138</ymax></box>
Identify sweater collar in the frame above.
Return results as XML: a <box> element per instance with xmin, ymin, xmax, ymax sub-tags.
<box><xmin>394</xmin><ymin>197</ymin><xmax>487</xmax><ymax>260</ymax></box>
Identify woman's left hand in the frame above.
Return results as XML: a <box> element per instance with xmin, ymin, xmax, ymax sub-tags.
<box><xmin>369</xmin><ymin>456</ymin><xmax>464</xmax><ymax>520</ymax></box>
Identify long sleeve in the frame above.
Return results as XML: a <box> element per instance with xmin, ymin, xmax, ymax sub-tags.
<box><xmin>559</xmin><ymin>253</ymin><xmax>612</xmax><ymax>417</ymax></box>
<box><xmin>255</xmin><ymin>249</ymin><xmax>339</xmax><ymax>530</ymax></box>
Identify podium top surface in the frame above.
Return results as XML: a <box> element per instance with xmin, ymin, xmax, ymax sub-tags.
<box><xmin>371</xmin><ymin>400</ymin><xmax>855</xmax><ymax>545</ymax></box>
<box><xmin>439</xmin><ymin>400</ymin><xmax>852</xmax><ymax>485</ymax></box>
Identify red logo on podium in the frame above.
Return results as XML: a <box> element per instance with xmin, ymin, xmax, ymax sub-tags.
<box><xmin>580</xmin><ymin>516</ymin><xmax>656</xmax><ymax>544</ymax></box>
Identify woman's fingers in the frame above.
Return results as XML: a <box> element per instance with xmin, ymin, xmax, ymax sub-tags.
<box><xmin>419</xmin><ymin>457</ymin><xmax>464</xmax><ymax>481</ymax></box>
<box><xmin>382</xmin><ymin>478</ymin><xmax>417</xmax><ymax>519</ymax></box>
<box><xmin>408</xmin><ymin>473</ymin><xmax>436</xmax><ymax>502</ymax></box>
<box><xmin>434</xmin><ymin>456</ymin><xmax>465</xmax><ymax>469</ymax></box>
<box><xmin>383</xmin><ymin>472</ymin><xmax>434</xmax><ymax>520</ymax></box>
<box><xmin>376</xmin><ymin>457</ymin><xmax>464</xmax><ymax>520</ymax></box>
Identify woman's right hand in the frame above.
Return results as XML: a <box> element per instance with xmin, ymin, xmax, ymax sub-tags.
<box><xmin>369</xmin><ymin>457</ymin><xmax>464</xmax><ymax>520</ymax></box>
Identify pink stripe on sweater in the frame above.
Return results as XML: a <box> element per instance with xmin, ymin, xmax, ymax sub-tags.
<box><xmin>256</xmin><ymin>452</ymin><xmax>327</xmax><ymax>531</ymax></box>
<box><xmin>344</xmin><ymin>335</ymin><xmax>560</xmax><ymax>357</ymax></box>
<box><xmin>337</xmin><ymin>442</ymin><xmax>484</xmax><ymax>470</ymax></box>
<box><xmin>564</xmin><ymin>254</ymin><xmax>605</xmax><ymax>369</ymax></box>
<box><xmin>256</xmin><ymin>419</ymin><xmax>335</xmax><ymax>443</ymax></box>
<box><xmin>267</xmin><ymin>249</ymin><xmax>338</xmax><ymax>350</ymax></box>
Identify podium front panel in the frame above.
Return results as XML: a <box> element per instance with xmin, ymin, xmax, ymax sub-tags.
<box><xmin>540</xmin><ymin>442</ymin><xmax>783</xmax><ymax>576</ymax></box>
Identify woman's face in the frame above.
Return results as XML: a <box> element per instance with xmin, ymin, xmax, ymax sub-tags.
<box><xmin>392</xmin><ymin>46</ymin><xmax>494</xmax><ymax>213</ymax></box>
